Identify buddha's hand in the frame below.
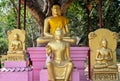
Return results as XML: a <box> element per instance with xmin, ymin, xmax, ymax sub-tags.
<box><xmin>107</xmin><ymin>58</ymin><xmax>112</xmax><ymax>61</ymax></box>
<box><xmin>46</xmin><ymin>45</ymin><xmax>52</xmax><ymax>56</ymax></box>
<box><xmin>10</xmin><ymin>47</ymin><xmax>14</xmax><ymax>50</ymax></box>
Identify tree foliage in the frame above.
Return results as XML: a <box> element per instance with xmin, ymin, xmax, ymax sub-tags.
<box><xmin>66</xmin><ymin>0</ymin><xmax>120</xmax><ymax>45</ymax></box>
<box><xmin>0</xmin><ymin>0</ymin><xmax>119</xmax><ymax>55</ymax></box>
<box><xmin>0</xmin><ymin>0</ymin><xmax>39</xmax><ymax>55</ymax></box>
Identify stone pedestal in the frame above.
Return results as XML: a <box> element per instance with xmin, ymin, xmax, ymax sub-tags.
<box><xmin>0</xmin><ymin>71</ymin><xmax>32</xmax><ymax>81</ymax></box>
<box><xmin>7</xmin><ymin>53</ymin><xmax>26</xmax><ymax>61</ymax></box>
<box><xmin>4</xmin><ymin>61</ymin><xmax>27</xmax><ymax>68</ymax></box>
<box><xmin>0</xmin><ymin>61</ymin><xmax>32</xmax><ymax>81</ymax></box>
<box><xmin>27</xmin><ymin>47</ymin><xmax>90</xmax><ymax>81</ymax></box>
<box><xmin>92</xmin><ymin>69</ymin><xmax>119</xmax><ymax>81</ymax></box>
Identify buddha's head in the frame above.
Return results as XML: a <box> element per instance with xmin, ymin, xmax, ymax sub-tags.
<box><xmin>13</xmin><ymin>34</ymin><xmax>19</xmax><ymax>40</ymax></box>
<box><xmin>54</xmin><ymin>28</ymin><xmax>63</xmax><ymax>40</ymax></box>
<box><xmin>101</xmin><ymin>38</ymin><xmax>107</xmax><ymax>48</ymax></box>
<box><xmin>52</xmin><ymin>4</ymin><xmax>61</xmax><ymax>16</ymax></box>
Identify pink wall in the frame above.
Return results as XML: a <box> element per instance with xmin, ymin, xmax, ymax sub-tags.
<box><xmin>0</xmin><ymin>71</ymin><xmax>32</xmax><ymax>81</ymax></box>
<box><xmin>27</xmin><ymin>47</ymin><xmax>89</xmax><ymax>81</ymax></box>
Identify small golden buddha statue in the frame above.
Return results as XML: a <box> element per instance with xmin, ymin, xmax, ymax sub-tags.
<box><xmin>94</xmin><ymin>38</ymin><xmax>117</xmax><ymax>69</ymax></box>
<box><xmin>8</xmin><ymin>34</ymin><xmax>24</xmax><ymax>54</ymax></box>
<box><xmin>46</xmin><ymin>28</ymin><xmax>73</xmax><ymax>81</ymax></box>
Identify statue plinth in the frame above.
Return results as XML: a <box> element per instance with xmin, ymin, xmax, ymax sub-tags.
<box><xmin>4</xmin><ymin>61</ymin><xmax>27</xmax><ymax>68</ymax></box>
<box><xmin>0</xmin><ymin>71</ymin><xmax>32</xmax><ymax>81</ymax></box>
<box><xmin>27</xmin><ymin>46</ymin><xmax>89</xmax><ymax>81</ymax></box>
<box><xmin>7</xmin><ymin>53</ymin><xmax>26</xmax><ymax>61</ymax></box>
<box><xmin>92</xmin><ymin>68</ymin><xmax>119</xmax><ymax>81</ymax></box>
<box><xmin>92</xmin><ymin>71</ymin><xmax>119</xmax><ymax>81</ymax></box>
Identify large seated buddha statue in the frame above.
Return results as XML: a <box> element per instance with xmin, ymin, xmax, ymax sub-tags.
<box><xmin>44</xmin><ymin>4</ymin><xmax>69</xmax><ymax>38</ymax></box>
<box><xmin>36</xmin><ymin>3</ymin><xmax>76</xmax><ymax>46</ymax></box>
<box><xmin>46</xmin><ymin>28</ymin><xmax>73</xmax><ymax>81</ymax></box>
<box><xmin>7</xmin><ymin>29</ymin><xmax>26</xmax><ymax>61</ymax></box>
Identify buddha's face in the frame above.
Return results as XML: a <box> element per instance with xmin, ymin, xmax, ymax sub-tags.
<box><xmin>52</xmin><ymin>5</ymin><xmax>61</xmax><ymax>16</ymax></box>
<box><xmin>13</xmin><ymin>34</ymin><xmax>19</xmax><ymax>40</ymax></box>
<box><xmin>101</xmin><ymin>39</ymin><xmax>107</xmax><ymax>48</ymax></box>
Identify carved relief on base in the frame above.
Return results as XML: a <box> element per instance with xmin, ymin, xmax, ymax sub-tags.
<box><xmin>7</xmin><ymin>54</ymin><xmax>26</xmax><ymax>61</ymax></box>
<box><xmin>92</xmin><ymin>71</ymin><xmax>119</xmax><ymax>81</ymax></box>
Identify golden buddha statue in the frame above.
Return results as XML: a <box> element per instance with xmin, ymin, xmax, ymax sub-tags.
<box><xmin>94</xmin><ymin>38</ymin><xmax>117</xmax><ymax>69</ymax></box>
<box><xmin>8</xmin><ymin>34</ymin><xmax>24</xmax><ymax>54</ymax></box>
<box><xmin>89</xmin><ymin>29</ymin><xmax>119</xmax><ymax>81</ymax></box>
<box><xmin>36</xmin><ymin>4</ymin><xmax>76</xmax><ymax>46</ymax></box>
<box><xmin>44</xmin><ymin>4</ymin><xmax>69</xmax><ymax>38</ymax></box>
<box><xmin>7</xmin><ymin>29</ymin><xmax>26</xmax><ymax>61</ymax></box>
<box><xmin>46</xmin><ymin>28</ymin><xmax>73</xmax><ymax>81</ymax></box>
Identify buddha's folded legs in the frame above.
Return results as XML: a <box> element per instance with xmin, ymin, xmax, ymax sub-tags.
<box><xmin>94</xmin><ymin>63</ymin><xmax>107</xmax><ymax>69</ymax></box>
<box><xmin>108</xmin><ymin>65</ymin><xmax>117</xmax><ymax>69</ymax></box>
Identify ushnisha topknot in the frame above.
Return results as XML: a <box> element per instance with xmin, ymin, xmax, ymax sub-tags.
<box><xmin>52</xmin><ymin>1</ymin><xmax>61</xmax><ymax>7</ymax></box>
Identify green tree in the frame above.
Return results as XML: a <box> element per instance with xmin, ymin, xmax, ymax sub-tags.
<box><xmin>0</xmin><ymin>0</ymin><xmax>39</xmax><ymax>55</ymax></box>
<box><xmin>66</xmin><ymin>0</ymin><xmax>120</xmax><ymax>45</ymax></box>
<box><xmin>0</xmin><ymin>0</ymin><xmax>119</xmax><ymax>55</ymax></box>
